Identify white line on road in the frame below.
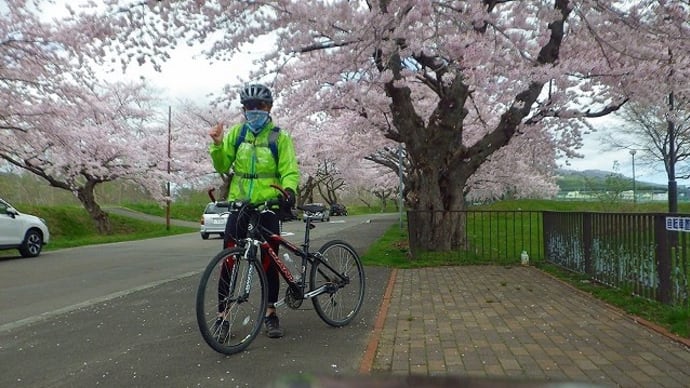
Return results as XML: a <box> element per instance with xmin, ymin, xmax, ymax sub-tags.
<box><xmin>0</xmin><ymin>270</ymin><xmax>201</xmax><ymax>333</ymax></box>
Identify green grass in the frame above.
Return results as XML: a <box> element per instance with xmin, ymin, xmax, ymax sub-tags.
<box><xmin>123</xmin><ymin>202</ymin><xmax>204</xmax><ymax>222</ymax></box>
<box><xmin>473</xmin><ymin>198</ymin><xmax>690</xmax><ymax>213</ymax></box>
<box><xmin>1</xmin><ymin>205</ymin><xmax>196</xmax><ymax>254</ymax></box>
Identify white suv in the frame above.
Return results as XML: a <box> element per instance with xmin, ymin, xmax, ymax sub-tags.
<box><xmin>0</xmin><ymin>198</ymin><xmax>50</xmax><ymax>257</ymax></box>
<box><xmin>200</xmin><ymin>202</ymin><xmax>229</xmax><ymax>240</ymax></box>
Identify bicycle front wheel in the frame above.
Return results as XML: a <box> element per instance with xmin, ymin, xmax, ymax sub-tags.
<box><xmin>310</xmin><ymin>240</ymin><xmax>365</xmax><ymax>327</ymax></box>
<box><xmin>196</xmin><ymin>247</ymin><xmax>267</xmax><ymax>355</ymax></box>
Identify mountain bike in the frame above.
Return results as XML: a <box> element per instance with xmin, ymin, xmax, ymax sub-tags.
<box><xmin>195</xmin><ymin>186</ymin><xmax>365</xmax><ymax>355</ymax></box>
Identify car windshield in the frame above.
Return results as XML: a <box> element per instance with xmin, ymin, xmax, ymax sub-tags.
<box><xmin>0</xmin><ymin>198</ymin><xmax>17</xmax><ymax>212</ymax></box>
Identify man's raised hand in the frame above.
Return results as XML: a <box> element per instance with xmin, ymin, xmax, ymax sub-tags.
<box><xmin>209</xmin><ymin>123</ymin><xmax>224</xmax><ymax>145</ymax></box>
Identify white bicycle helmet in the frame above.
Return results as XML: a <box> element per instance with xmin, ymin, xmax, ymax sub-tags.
<box><xmin>239</xmin><ymin>83</ymin><xmax>273</xmax><ymax>105</ymax></box>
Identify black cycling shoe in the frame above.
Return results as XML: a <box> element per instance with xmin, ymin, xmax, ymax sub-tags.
<box><xmin>264</xmin><ymin>313</ymin><xmax>284</xmax><ymax>338</ymax></box>
<box><xmin>212</xmin><ymin>317</ymin><xmax>230</xmax><ymax>343</ymax></box>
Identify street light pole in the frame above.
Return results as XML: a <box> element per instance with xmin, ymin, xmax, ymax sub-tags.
<box><xmin>630</xmin><ymin>149</ymin><xmax>637</xmax><ymax>205</ymax></box>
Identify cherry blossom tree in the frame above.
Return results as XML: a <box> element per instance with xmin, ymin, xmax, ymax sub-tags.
<box><xmin>622</xmin><ymin>4</ymin><xmax>689</xmax><ymax>211</ymax></box>
<box><xmin>168</xmin><ymin>100</ymin><xmax>240</xmax><ymax>200</ymax></box>
<box><xmin>367</xmin><ymin>165</ymin><xmax>401</xmax><ymax>212</ymax></box>
<box><xmin>1</xmin><ymin>0</ymin><xmax>96</xmax><ymax>134</ymax></box>
<box><xmin>600</xmin><ymin>9</ymin><xmax>690</xmax><ymax>212</ymax></box>
<box><xmin>74</xmin><ymin>1</ymin><xmax>690</xmax><ymax>251</ymax></box>
<box><xmin>0</xmin><ymin>79</ymin><xmax>168</xmax><ymax>233</ymax></box>
<box><xmin>2</xmin><ymin>1</ymin><xmax>169</xmax><ymax>232</ymax></box>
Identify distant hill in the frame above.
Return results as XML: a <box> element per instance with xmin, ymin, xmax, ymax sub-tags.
<box><xmin>556</xmin><ymin>169</ymin><xmax>669</xmax><ymax>192</ymax></box>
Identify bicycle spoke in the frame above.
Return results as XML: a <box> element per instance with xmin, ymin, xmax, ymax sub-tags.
<box><xmin>196</xmin><ymin>248</ymin><xmax>267</xmax><ymax>354</ymax></box>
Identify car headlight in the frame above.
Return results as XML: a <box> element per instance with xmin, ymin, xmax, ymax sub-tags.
<box><xmin>39</xmin><ymin>217</ymin><xmax>47</xmax><ymax>226</ymax></box>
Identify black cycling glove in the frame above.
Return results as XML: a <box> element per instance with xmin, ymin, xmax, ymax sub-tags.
<box><xmin>281</xmin><ymin>188</ymin><xmax>296</xmax><ymax>208</ymax></box>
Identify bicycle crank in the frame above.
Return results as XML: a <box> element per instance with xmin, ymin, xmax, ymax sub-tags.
<box><xmin>284</xmin><ymin>284</ymin><xmax>304</xmax><ymax>309</ymax></box>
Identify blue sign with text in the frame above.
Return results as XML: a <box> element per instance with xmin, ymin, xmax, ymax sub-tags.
<box><xmin>665</xmin><ymin>217</ymin><xmax>690</xmax><ymax>232</ymax></box>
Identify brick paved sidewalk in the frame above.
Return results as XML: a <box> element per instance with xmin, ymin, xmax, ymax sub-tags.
<box><xmin>365</xmin><ymin>266</ymin><xmax>690</xmax><ymax>388</ymax></box>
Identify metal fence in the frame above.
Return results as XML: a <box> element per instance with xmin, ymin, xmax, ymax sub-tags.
<box><xmin>406</xmin><ymin>210</ymin><xmax>544</xmax><ymax>264</ymax></box>
<box><xmin>544</xmin><ymin>212</ymin><xmax>689</xmax><ymax>307</ymax></box>
<box><xmin>407</xmin><ymin>210</ymin><xmax>690</xmax><ymax>307</ymax></box>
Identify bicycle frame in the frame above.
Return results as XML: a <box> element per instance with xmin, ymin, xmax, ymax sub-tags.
<box><xmin>237</xmin><ymin>208</ymin><xmax>350</xmax><ymax>307</ymax></box>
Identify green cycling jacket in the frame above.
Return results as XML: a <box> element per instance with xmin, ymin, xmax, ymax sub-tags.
<box><xmin>209</xmin><ymin>121</ymin><xmax>300</xmax><ymax>204</ymax></box>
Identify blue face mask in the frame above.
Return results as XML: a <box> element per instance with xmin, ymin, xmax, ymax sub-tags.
<box><xmin>244</xmin><ymin>110</ymin><xmax>270</xmax><ymax>133</ymax></box>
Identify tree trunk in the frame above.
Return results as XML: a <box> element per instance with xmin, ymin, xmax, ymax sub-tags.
<box><xmin>297</xmin><ymin>175</ymin><xmax>318</xmax><ymax>206</ymax></box>
<box><xmin>76</xmin><ymin>182</ymin><xmax>112</xmax><ymax>235</ymax></box>
<box><xmin>406</xmin><ymin>165</ymin><xmax>469</xmax><ymax>254</ymax></box>
<box><xmin>407</xmin><ymin>210</ymin><xmax>469</xmax><ymax>255</ymax></box>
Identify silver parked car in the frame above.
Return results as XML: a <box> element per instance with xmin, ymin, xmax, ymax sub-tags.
<box><xmin>200</xmin><ymin>202</ymin><xmax>229</xmax><ymax>240</ymax></box>
<box><xmin>302</xmin><ymin>203</ymin><xmax>330</xmax><ymax>222</ymax></box>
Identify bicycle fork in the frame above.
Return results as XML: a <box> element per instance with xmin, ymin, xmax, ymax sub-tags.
<box><xmin>219</xmin><ymin>243</ymin><xmax>257</xmax><ymax>317</ymax></box>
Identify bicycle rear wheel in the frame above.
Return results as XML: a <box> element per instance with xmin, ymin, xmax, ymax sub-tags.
<box><xmin>196</xmin><ymin>247</ymin><xmax>267</xmax><ymax>355</ymax></box>
<box><xmin>310</xmin><ymin>240</ymin><xmax>365</xmax><ymax>327</ymax></box>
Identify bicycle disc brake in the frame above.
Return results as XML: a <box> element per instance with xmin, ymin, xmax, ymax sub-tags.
<box><xmin>284</xmin><ymin>283</ymin><xmax>303</xmax><ymax>309</ymax></box>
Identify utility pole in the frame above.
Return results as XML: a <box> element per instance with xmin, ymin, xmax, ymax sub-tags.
<box><xmin>166</xmin><ymin>106</ymin><xmax>172</xmax><ymax>230</ymax></box>
<box><xmin>398</xmin><ymin>144</ymin><xmax>404</xmax><ymax>229</ymax></box>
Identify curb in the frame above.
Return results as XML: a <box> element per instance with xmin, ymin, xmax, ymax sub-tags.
<box><xmin>359</xmin><ymin>268</ymin><xmax>398</xmax><ymax>373</ymax></box>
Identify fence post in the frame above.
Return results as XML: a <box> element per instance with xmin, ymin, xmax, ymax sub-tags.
<box><xmin>542</xmin><ymin>212</ymin><xmax>551</xmax><ymax>263</ymax></box>
<box><xmin>582</xmin><ymin>213</ymin><xmax>593</xmax><ymax>275</ymax></box>
<box><xmin>654</xmin><ymin>215</ymin><xmax>672</xmax><ymax>304</ymax></box>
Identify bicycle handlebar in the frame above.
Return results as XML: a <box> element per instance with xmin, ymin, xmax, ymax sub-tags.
<box><xmin>214</xmin><ymin>198</ymin><xmax>281</xmax><ymax>211</ymax></box>
<box><xmin>211</xmin><ymin>184</ymin><xmax>288</xmax><ymax>212</ymax></box>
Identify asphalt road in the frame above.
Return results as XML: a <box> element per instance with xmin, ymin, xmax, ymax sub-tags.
<box><xmin>0</xmin><ymin>212</ymin><xmax>398</xmax><ymax>387</ymax></box>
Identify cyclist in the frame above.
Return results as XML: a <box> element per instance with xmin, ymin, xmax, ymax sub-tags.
<box><xmin>208</xmin><ymin>83</ymin><xmax>300</xmax><ymax>339</ymax></box>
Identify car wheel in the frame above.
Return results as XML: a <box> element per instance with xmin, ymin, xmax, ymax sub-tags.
<box><xmin>201</xmin><ymin>232</ymin><xmax>210</xmax><ymax>240</ymax></box>
<box><xmin>18</xmin><ymin>229</ymin><xmax>43</xmax><ymax>258</ymax></box>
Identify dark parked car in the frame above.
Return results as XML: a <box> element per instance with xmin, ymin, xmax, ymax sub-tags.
<box><xmin>330</xmin><ymin>203</ymin><xmax>348</xmax><ymax>216</ymax></box>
